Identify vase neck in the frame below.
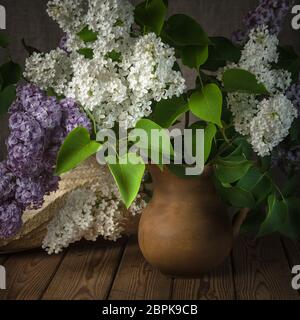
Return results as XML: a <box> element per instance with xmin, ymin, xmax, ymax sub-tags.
<box><xmin>148</xmin><ymin>165</ymin><xmax>215</xmax><ymax>194</ymax></box>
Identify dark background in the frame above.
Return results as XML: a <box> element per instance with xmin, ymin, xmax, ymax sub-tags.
<box><xmin>0</xmin><ymin>0</ymin><xmax>299</xmax><ymax>159</ymax></box>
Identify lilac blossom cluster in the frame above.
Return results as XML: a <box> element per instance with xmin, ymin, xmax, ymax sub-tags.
<box><xmin>286</xmin><ymin>82</ymin><xmax>300</xmax><ymax>114</ymax></box>
<box><xmin>0</xmin><ymin>83</ymin><xmax>91</xmax><ymax>238</ymax></box>
<box><xmin>272</xmin><ymin>144</ymin><xmax>300</xmax><ymax>173</ymax></box>
<box><xmin>233</xmin><ymin>0</ymin><xmax>292</xmax><ymax>44</ymax></box>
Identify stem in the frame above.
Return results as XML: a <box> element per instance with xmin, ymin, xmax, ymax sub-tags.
<box><xmin>198</xmin><ymin>71</ymin><xmax>204</xmax><ymax>89</ymax></box>
<box><xmin>185</xmin><ymin>112</ymin><xmax>190</xmax><ymax>129</ymax></box>
<box><xmin>219</xmin><ymin>127</ymin><xmax>230</xmax><ymax>145</ymax></box>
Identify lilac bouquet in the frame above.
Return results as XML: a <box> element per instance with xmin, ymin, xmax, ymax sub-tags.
<box><xmin>0</xmin><ymin>0</ymin><xmax>300</xmax><ymax>248</ymax></box>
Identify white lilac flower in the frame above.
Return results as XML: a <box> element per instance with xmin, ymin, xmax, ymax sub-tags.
<box><xmin>42</xmin><ymin>166</ymin><xmax>147</xmax><ymax>254</ymax></box>
<box><xmin>220</xmin><ymin>26</ymin><xmax>292</xmax><ymax>94</ymax></box>
<box><xmin>64</xmin><ymin>33</ymin><xmax>185</xmax><ymax>129</ymax></box>
<box><xmin>47</xmin><ymin>0</ymin><xmax>87</xmax><ymax>33</ymax></box>
<box><xmin>220</xmin><ymin>25</ymin><xmax>295</xmax><ymax>155</ymax></box>
<box><xmin>25</xmin><ymin>1</ymin><xmax>186</xmax><ymax>130</ymax></box>
<box><xmin>122</xmin><ymin>33</ymin><xmax>186</xmax><ymax>102</ymax></box>
<box><xmin>249</xmin><ymin>95</ymin><xmax>298</xmax><ymax>157</ymax></box>
<box><xmin>42</xmin><ymin>188</ymin><xmax>97</xmax><ymax>254</ymax></box>
<box><xmin>227</xmin><ymin>93</ymin><xmax>259</xmax><ymax>136</ymax></box>
<box><xmin>48</xmin><ymin>0</ymin><xmax>134</xmax><ymax>55</ymax></box>
<box><xmin>24</xmin><ymin>49</ymin><xmax>72</xmax><ymax>95</ymax></box>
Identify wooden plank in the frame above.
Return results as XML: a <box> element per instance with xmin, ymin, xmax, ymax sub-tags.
<box><xmin>171</xmin><ymin>258</ymin><xmax>235</xmax><ymax>300</ymax></box>
<box><xmin>281</xmin><ymin>237</ymin><xmax>300</xmax><ymax>296</ymax></box>
<box><xmin>42</xmin><ymin>239</ymin><xmax>126</xmax><ymax>300</ymax></box>
<box><xmin>281</xmin><ymin>238</ymin><xmax>300</xmax><ymax>269</ymax></box>
<box><xmin>108</xmin><ymin>236</ymin><xmax>172</xmax><ymax>300</ymax></box>
<box><xmin>232</xmin><ymin>236</ymin><xmax>300</xmax><ymax>300</ymax></box>
<box><xmin>0</xmin><ymin>255</ymin><xmax>8</xmax><ymax>264</ymax></box>
<box><xmin>0</xmin><ymin>249</ymin><xmax>64</xmax><ymax>300</ymax></box>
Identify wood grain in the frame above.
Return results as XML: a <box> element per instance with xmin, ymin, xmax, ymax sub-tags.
<box><xmin>171</xmin><ymin>258</ymin><xmax>235</xmax><ymax>300</ymax></box>
<box><xmin>281</xmin><ymin>238</ymin><xmax>300</xmax><ymax>268</ymax></box>
<box><xmin>42</xmin><ymin>239</ymin><xmax>126</xmax><ymax>300</ymax></box>
<box><xmin>108</xmin><ymin>236</ymin><xmax>172</xmax><ymax>300</ymax></box>
<box><xmin>0</xmin><ymin>249</ymin><xmax>64</xmax><ymax>300</ymax></box>
<box><xmin>232</xmin><ymin>236</ymin><xmax>300</xmax><ymax>300</ymax></box>
<box><xmin>281</xmin><ymin>238</ymin><xmax>300</xmax><ymax>296</ymax></box>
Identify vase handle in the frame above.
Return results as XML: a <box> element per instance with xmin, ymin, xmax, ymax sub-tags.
<box><xmin>232</xmin><ymin>208</ymin><xmax>251</xmax><ymax>238</ymax></box>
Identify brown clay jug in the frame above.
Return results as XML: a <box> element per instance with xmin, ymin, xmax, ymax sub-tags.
<box><xmin>138</xmin><ymin>165</ymin><xmax>247</xmax><ymax>278</ymax></box>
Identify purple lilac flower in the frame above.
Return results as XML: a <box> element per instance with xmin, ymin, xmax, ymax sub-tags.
<box><xmin>0</xmin><ymin>82</ymin><xmax>92</xmax><ymax>239</ymax></box>
<box><xmin>61</xmin><ymin>98</ymin><xmax>92</xmax><ymax>134</ymax></box>
<box><xmin>0</xmin><ymin>162</ymin><xmax>16</xmax><ymax>202</ymax></box>
<box><xmin>286</xmin><ymin>83</ymin><xmax>300</xmax><ymax>114</ymax></box>
<box><xmin>9</xmin><ymin>112</ymin><xmax>44</xmax><ymax>142</ymax></box>
<box><xmin>15</xmin><ymin>177</ymin><xmax>45</xmax><ymax>210</ymax></box>
<box><xmin>59</xmin><ymin>35</ymin><xmax>71</xmax><ymax>54</ymax></box>
<box><xmin>272</xmin><ymin>144</ymin><xmax>300</xmax><ymax>173</ymax></box>
<box><xmin>0</xmin><ymin>202</ymin><xmax>22</xmax><ymax>238</ymax></box>
<box><xmin>233</xmin><ymin>0</ymin><xmax>292</xmax><ymax>44</ymax></box>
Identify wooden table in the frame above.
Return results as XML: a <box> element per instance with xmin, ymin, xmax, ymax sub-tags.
<box><xmin>0</xmin><ymin>236</ymin><xmax>299</xmax><ymax>300</ymax></box>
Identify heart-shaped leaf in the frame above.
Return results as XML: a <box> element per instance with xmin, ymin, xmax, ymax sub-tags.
<box><xmin>107</xmin><ymin>153</ymin><xmax>145</xmax><ymax>208</ymax></box>
<box><xmin>181</xmin><ymin>45</ymin><xmax>208</xmax><ymax>69</ymax></box>
<box><xmin>130</xmin><ymin>119</ymin><xmax>174</xmax><ymax>160</ymax></box>
<box><xmin>163</xmin><ymin>14</ymin><xmax>210</xmax><ymax>47</ymax></box>
<box><xmin>258</xmin><ymin>195</ymin><xmax>288</xmax><ymax>237</ymax></box>
<box><xmin>189</xmin><ymin>83</ymin><xmax>223</xmax><ymax>127</ymax></box>
<box><xmin>135</xmin><ymin>0</ymin><xmax>167</xmax><ymax>35</ymax></box>
<box><xmin>222</xmin><ymin>69</ymin><xmax>268</xmax><ymax>95</ymax></box>
<box><xmin>56</xmin><ymin>127</ymin><xmax>101</xmax><ymax>175</ymax></box>
<box><xmin>215</xmin><ymin>155</ymin><xmax>252</xmax><ymax>184</ymax></box>
<box><xmin>152</xmin><ymin>96</ymin><xmax>188</xmax><ymax>128</ymax></box>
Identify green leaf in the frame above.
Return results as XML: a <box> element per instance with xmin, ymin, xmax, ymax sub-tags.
<box><xmin>258</xmin><ymin>195</ymin><xmax>288</xmax><ymax>237</ymax></box>
<box><xmin>130</xmin><ymin>119</ymin><xmax>174</xmax><ymax>164</ymax></box>
<box><xmin>223</xmin><ymin>69</ymin><xmax>268</xmax><ymax>95</ymax></box>
<box><xmin>77</xmin><ymin>26</ymin><xmax>98</xmax><ymax>42</ymax></box>
<box><xmin>237</xmin><ymin>166</ymin><xmax>272</xmax><ymax>204</ymax></box>
<box><xmin>236</xmin><ymin>166</ymin><xmax>266</xmax><ymax>192</ymax></box>
<box><xmin>135</xmin><ymin>0</ymin><xmax>167</xmax><ymax>35</ymax></box>
<box><xmin>77</xmin><ymin>48</ymin><xmax>94</xmax><ymax>59</ymax></box>
<box><xmin>108</xmin><ymin>153</ymin><xmax>145</xmax><ymax>208</ymax></box>
<box><xmin>215</xmin><ymin>180</ymin><xmax>255</xmax><ymax>208</ymax></box>
<box><xmin>0</xmin><ymin>85</ymin><xmax>16</xmax><ymax>115</ymax></box>
<box><xmin>163</xmin><ymin>14</ymin><xmax>210</xmax><ymax>47</ymax></box>
<box><xmin>0</xmin><ymin>61</ymin><xmax>22</xmax><ymax>88</ymax></box>
<box><xmin>215</xmin><ymin>155</ymin><xmax>252</xmax><ymax>184</ymax></box>
<box><xmin>0</xmin><ymin>32</ymin><xmax>9</xmax><ymax>48</ymax></box>
<box><xmin>152</xmin><ymin>96</ymin><xmax>188</xmax><ymax>128</ymax></box>
<box><xmin>232</xmin><ymin>137</ymin><xmax>253</xmax><ymax>159</ymax></box>
<box><xmin>189</xmin><ymin>83</ymin><xmax>223</xmax><ymax>127</ymax></box>
<box><xmin>181</xmin><ymin>45</ymin><xmax>208</xmax><ymax>69</ymax></box>
<box><xmin>105</xmin><ymin>50</ymin><xmax>122</xmax><ymax>62</ymax></box>
<box><xmin>202</xmin><ymin>37</ymin><xmax>241</xmax><ymax>71</ymax></box>
<box><xmin>56</xmin><ymin>127</ymin><xmax>101</xmax><ymax>175</ymax></box>
<box><xmin>190</xmin><ymin>122</ymin><xmax>216</xmax><ymax>163</ymax></box>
